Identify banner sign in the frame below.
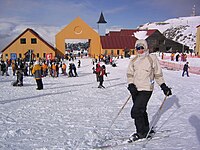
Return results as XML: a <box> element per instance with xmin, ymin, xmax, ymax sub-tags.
<box><xmin>46</xmin><ymin>53</ymin><xmax>52</xmax><ymax>60</ymax></box>
<box><xmin>10</xmin><ymin>53</ymin><xmax>17</xmax><ymax>60</ymax></box>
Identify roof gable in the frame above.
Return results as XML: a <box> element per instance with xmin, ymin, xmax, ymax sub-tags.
<box><xmin>2</xmin><ymin>28</ymin><xmax>55</xmax><ymax>53</ymax></box>
<box><xmin>56</xmin><ymin>17</ymin><xmax>99</xmax><ymax>38</ymax></box>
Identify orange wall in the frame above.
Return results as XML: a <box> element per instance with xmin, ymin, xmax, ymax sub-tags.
<box><xmin>56</xmin><ymin>17</ymin><xmax>102</xmax><ymax>57</ymax></box>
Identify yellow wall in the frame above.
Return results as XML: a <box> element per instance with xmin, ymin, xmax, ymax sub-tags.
<box><xmin>56</xmin><ymin>17</ymin><xmax>102</xmax><ymax>57</ymax></box>
<box><xmin>196</xmin><ymin>26</ymin><xmax>200</xmax><ymax>56</ymax></box>
<box><xmin>2</xmin><ymin>30</ymin><xmax>55</xmax><ymax>60</ymax></box>
<box><xmin>103</xmin><ymin>49</ymin><xmax>136</xmax><ymax>56</ymax></box>
<box><xmin>102</xmin><ymin>49</ymin><xmax>124</xmax><ymax>56</ymax></box>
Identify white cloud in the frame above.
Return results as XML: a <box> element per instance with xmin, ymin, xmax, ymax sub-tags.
<box><xmin>104</xmin><ymin>6</ymin><xmax>127</xmax><ymax>14</ymax></box>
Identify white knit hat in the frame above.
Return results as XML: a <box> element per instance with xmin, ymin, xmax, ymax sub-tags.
<box><xmin>34</xmin><ymin>61</ymin><xmax>39</xmax><ymax>65</ymax></box>
<box><xmin>135</xmin><ymin>39</ymin><xmax>148</xmax><ymax>50</ymax></box>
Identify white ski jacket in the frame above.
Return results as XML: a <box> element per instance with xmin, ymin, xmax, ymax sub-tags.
<box><xmin>127</xmin><ymin>53</ymin><xmax>165</xmax><ymax>91</ymax></box>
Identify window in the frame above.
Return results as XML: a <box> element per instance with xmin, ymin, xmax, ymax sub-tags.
<box><xmin>111</xmin><ymin>50</ymin><xmax>114</xmax><ymax>55</ymax></box>
<box><xmin>31</xmin><ymin>38</ymin><xmax>37</xmax><ymax>44</ymax></box>
<box><xmin>37</xmin><ymin>53</ymin><xmax>39</xmax><ymax>58</ymax></box>
<box><xmin>20</xmin><ymin>38</ymin><xmax>26</xmax><ymax>44</ymax></box>
<box><xmin>132</xmin><ymin>49</ymin><xmax>135</xmax><ymax>55</ymax></box>
<box><xmin>43</xmin><ymin>53</ymin><xmax>46</xmax><ymax>58</ymax></box>
<box><xmin>5</xmin><ymin>54</ymin><xmax>8</xmax><ymax>58</ymax></box>
<box><xmin>19</xmin><ymin>53</ymin><xmax>22</xmax><ymax>58</ymax></box>
<box><xmin>104</xmin><ymin>50</ymin><xmax>107</xmax><ymax>55</ymax></box>
<box><xmin>117</xmin><ymin>50</ymin><xmax>120</xmax><ymax>55</ymax></box>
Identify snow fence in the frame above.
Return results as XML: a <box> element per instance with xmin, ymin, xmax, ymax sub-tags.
<box><xmin>159</xmin><ymin>60</ymin><xmax>200</xmax><ymax>75</ymax></box>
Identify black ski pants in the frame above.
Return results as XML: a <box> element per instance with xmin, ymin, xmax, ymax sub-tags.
<box><xmin>36</xmin><ymin>79</ymin><xmax>43</xmax><ymax>90</ymax></box>
<box><xmin>131</xmin><ymin>91</ymin><xmax>152</xmax><ymax>136</ymax></box>
<box><xmin>99</xmin><ymin>76</ymin><xmax>104</xmax><ymax>86</ymax></box>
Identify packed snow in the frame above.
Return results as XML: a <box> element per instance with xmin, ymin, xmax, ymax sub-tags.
<box><xmin>0</xmin><ymin>56</ymin><xmax>200</xmax><ymax>150</ymax></box>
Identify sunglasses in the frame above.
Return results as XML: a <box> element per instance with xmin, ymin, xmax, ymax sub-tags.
<box><xmin>136</xmin><ymin>46</ymin><xmax>144</xmax><ymax>50</ymax></box>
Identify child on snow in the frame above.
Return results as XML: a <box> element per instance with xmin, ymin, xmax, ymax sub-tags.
<box><xmin>98</xmin><ymin>65</ymin><xmax>107</xmax><ymax>88</ymax></box>
<box><xmin>12</xmin><ymin>66</ymin><xmax>23</xmax><ymax>86</ymax></box>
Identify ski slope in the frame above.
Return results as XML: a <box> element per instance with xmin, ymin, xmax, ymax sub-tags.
<box><xmin>0</xmin><ymin>56</ymin><xmax>200</xmax><ymax>149</ymax></box>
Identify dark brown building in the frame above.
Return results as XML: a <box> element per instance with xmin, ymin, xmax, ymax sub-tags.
<box><xmin>102</xmin><ymin>29</ymin><xmax>189</xmax><ymax>56</ymax></box>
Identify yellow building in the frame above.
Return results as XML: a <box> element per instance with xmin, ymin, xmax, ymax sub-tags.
<box><xmin>1</xmin><ymin>28</ymin><xmax>58</xmax><ymax>61</ymax></box>
<box><xmin>1</xmin><ymin>16</ymin><xmax>135</xmax><ymax>60</ymax></box>
<box><xmin>56</xmin><ymin>17</ymin><xmax>102</xmax><ymax>58</ymax></box>
<box><xmin>1</xmin><ymin>15</ymin><xmax>193</xmax><ymax>61</ymax></box>
<box><xmin>196</xmin><ymin>25</ymin><xmax>200</xmax><ymax>56</ymax></box>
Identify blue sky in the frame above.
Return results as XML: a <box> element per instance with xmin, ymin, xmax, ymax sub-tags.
<box><xmin>0</xmin><ymin>0</ymin><xmax>199</xmax><ymax>29</ymax></box>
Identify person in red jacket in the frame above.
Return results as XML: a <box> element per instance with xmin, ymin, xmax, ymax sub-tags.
<box><xmin>98</xmin><ymin>65</ymin><xmax>107</xmax><ymax>88</ymax></box>
<box><xmin>95</xmin><ymin>63</ymin><xmax>101</xmax><ymax>82</ymax></box>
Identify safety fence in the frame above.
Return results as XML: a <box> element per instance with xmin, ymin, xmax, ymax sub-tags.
<box><xmin>159</xmin><ymin>60</ymin><xmax>200</xmax><ymax>75</ymax></box>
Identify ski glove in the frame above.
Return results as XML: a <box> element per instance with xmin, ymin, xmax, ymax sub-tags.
<box><xmin>128</xmin><ymin>83</ymin><xmax>138</xmax><ymax>97</ymax></box>
<box><xmin>160</xmin><ymin>83</ymin><xmax>172</xmax><ymax>96</ymax></box>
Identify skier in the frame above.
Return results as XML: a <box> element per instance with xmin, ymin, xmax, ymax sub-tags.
<box><xmin>78</xmin><ymin>60</ymin><xmax>81</xmax><ymax>68</ymax></box>
<box><xmin>42</xmin><ymin>62</ymin><xmax>48</xmax><ymax>77</ymax></box>
<box><xmin>68</xmin><ymin>63</ymin><xmax>74</xmax><ymax>77</ymax></box>
<box><xmin>72</xmin><ymin>63</ymin><xmax>78</xmax><ymax>77</ymax></box>
<box><xmin>127</xmin><ymin>39</ymin><xmax>172</xmax><ymax>142</ymax></box>
<box><xmin>98</xmin><ymin>65</ymin><xmax>107</xmax><ymax>88</ymax></box>
<box><xmin>32</xmin><ymin>61</ymin><xmax>43</xmax><ymax>90</ymax></box>
<box><xmin>1</xmin><ymin>60</ymin><xmax>6</xmax><ymax>76</ymax></box>
<box><xmin>62</xmin><ymin>63</ymin><xmax>67</xmax><ymax>75</ymax></box>
<box><xmin>12</xmin><ymin>65</ymin><xmax>24</xmax><ymax>86</ymax></box>
<box><xmin>95</xmin><ymin>63</ymin><xmax>101</xmax><ymax>82</ymax></box>
<box><xmin>175</xmin><ymin>53</ymin><xmax>180</xmax><ymax>62</ymax></box>
<box><xmin>56</xmin><ymin>63</ymin><xmax>59</xmax><ymax>77</ymax></box>
<box><xmin>182</xmin><ymin>62</ymin><xmax>190</xmax><ymax>77</ymax></box>
<box><xmin>11</xmin><ymin>60</ymin><xmax>17</xmax><ymax>76</ymax></box>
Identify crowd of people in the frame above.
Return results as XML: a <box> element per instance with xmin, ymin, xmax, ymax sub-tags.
<box><xmin>0</xmin><ymin>57</ymin><xmax>82</xmax><ymax>89</ymax></box>
<box><xmin>169</xmin><ymin>52</ymin><xmax>188</xmax><ymax>62</ymax></box>
<box><xmin>1</xmin><ymin>52</ymin><xmax>122</xmax><ymax>90</ymax></box>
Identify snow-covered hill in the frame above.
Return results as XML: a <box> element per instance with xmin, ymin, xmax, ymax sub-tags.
<box><xmin>138</xmin><ymin>16</ymin><xmax>200</xmax><ymax>49</ymax></box>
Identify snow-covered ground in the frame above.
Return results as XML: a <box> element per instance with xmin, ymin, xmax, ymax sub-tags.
<box><xmin>0</xmin><ymin>57</ymin><xmax>200</xmax><ymax>150</ymax></box>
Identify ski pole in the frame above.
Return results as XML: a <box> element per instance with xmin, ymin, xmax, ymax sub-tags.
<box><xmin>142</xmin><ymin>93</ymin><xmax>169</xmax><ymax>148</ymax></box>
<box><xmin>107</xmin><ymin>94</ymin><xmax>132</xmax><ymax>131</ymax></box>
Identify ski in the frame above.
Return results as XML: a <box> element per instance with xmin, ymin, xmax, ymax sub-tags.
<box><xmin>92</xmin><ymin>129</ymin><xmax>171</xmax><ymax>149</ymax></box>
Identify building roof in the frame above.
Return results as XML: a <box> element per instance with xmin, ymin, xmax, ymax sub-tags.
<box><xmin>106</xmin><ymin>31</ymin><xmax>121</xmax><ymax>36</ymax></box>
<box><xmin>1</xmin><ymin>28</ymin><xmax>55</xmax><ymax>53</ymax></box>
<box><xmin>101</xmin><ymin>29</ymin><xmax>158</xmax><ymax>49</ymax></box>
<box><xmin>119</xmin><ymin>29</ymin><xmax>157</xmax><ymax>37</ymax></box>
<box><xmin>97</xmin><ymin>12</ymin><xmax>107</xmax><ymax>24</ymax></box>
<box><xmin>100</xmin><ymin>35</ymin><xmax>137</xmax><ymax>49</ymax></box>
